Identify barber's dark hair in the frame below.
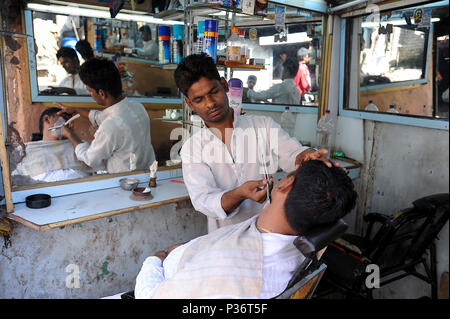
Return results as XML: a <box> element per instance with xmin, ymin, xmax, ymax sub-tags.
<box><xmin>38</xmin><ymin>107</ymin><xmax>61</xmax><ymax>136</ymax></box>
<box><xmin>79</xmin><ymin>57</ymin><xmax>122</xmax><ymax>98</ymax></box>
<box><xmin>56</xmin><ymin>46</ymin><xmax>79</xmax><ymax>61</ymax></box>
<box><xmin>174</xmin><ymin>53</ymin><xmax>221</xmax><ymax>96</ymax></box>
<box><xmin>282</xmin><ymin>57</ymin><xmax>298</xmax><ymax>80</ymax></box>
<box><xmin>75</xmin><ymin>40</ymin><xmax>94</xmax><ymax>61</ymax></box>
<box><xmin>284</xmin><ymin>160</ymin><xmax>357</xmax><ymax>234</ymax></box>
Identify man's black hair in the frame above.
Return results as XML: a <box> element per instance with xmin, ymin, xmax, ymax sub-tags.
<box><xmin>56</xmin><ymin>46</ymin><xmax>79</xmax><ymax>61</ymax></box>
<box><xmin>174</xmin><ymin>53</ymin><xmax>221</xmax><ymax>96</ymax></box>
<box><xmin>139</xmin><ymin>25</ymin><xmax>151</xmax><ymax>35</ymax></box>
<box><xmin>284</xmin><ymin>160</ymin><xmax>357</xmax><ymax>234</ymax></box>
<box><xmin>79</xmin><ymin>58</ymin><xmax>122</xmax><ymax>99</ymax></box>
<box><xmin>38</xmin><ymin>107</ymin><xmax>61</xmax><ymax>136</ymax></box>
<box><xmin>282</xmin><ymin>57</ymin><xmax>298</xmax><ymax>80</ymax></box>
<box><xmin>75</xmin><ymin>40</ymin><xmax>94</xmax><ymax>61</ymax></box>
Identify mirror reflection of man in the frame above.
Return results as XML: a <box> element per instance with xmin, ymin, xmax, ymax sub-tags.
<box><xmin>136</xmin><ymin>25</ymin><xmax>158</xmax><ymax>60</ymax></box>
<box><xmin>11</xmin><ymin>107</ymin><xmax>91</xmax><ymax>185</ymax></box>
<box><xmin>175</xmin><ymin>53</ymin><xmax>338</xmax><ymax>233</ymax></box>
<box><xmin>247</xmin><ymin>58</ymin><xmax>301</xmax><ymax>105</ymax></box>
<box><xmin>57</xmin><ymin>57</ymin><xmax>156</xmax><ymax>174</ymax></box>
<box><xmin>243</xmin><ymin>75</ymin><xmax>257</xmax><ymax>103</ymax></box>
<box><xmin>56</xmin><ymin>47</ymin><xmax>87</xmax><ymax>95</ymax></box>
<box><xmin>294</xmin><ymin>47</ymin><xmax>311</xmax><ymax>105</ymax></box>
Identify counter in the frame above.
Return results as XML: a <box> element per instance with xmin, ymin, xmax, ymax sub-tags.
<box><xmin>9</xmin><ymin>177</ymin><xmax>189</xmax><ymax>231</ymax></box>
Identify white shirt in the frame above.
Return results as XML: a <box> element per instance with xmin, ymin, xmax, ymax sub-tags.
<box><xmin>75</xmin><ymin>97</ymin><xmax>156</xmax><ymax>173</ymax></box>
<box><xmin>134</xmin><ymin>232</ymin><xmax>303</xmax><ymax>299</ymax></box>
<box><xmin>247</xmin><ymin>79</ymin><xmax>302</xmax><ymax>105</ymax></box>
<box><xmin>141</xmin><ymin>40</ymin><xmax>159</xmax><ymax>60</ymax></box>
<box><xmin>180</xmin><ymin>114</ymin><xmax>308</xmax><ymax>232</ymax></box>
<box><xmin>58</xmin><ymin>73</ymin><xmax>87</xmax><ymax>95</ymax></box>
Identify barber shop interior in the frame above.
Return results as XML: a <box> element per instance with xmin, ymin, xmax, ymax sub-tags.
<box><xmin>0</xmin><ymin>0</ymin><xmax>448</xmax><ymax>304</ymax></box>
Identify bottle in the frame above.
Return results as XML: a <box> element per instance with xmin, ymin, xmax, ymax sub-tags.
<box><xmin>387</xmin><ymin>103</ymin><xmax>399</xmax><ymax>113</ymax></box>
<box><xmin>281</xmin><ymin>106</ymin><xmax>296</xmax><ymax>137</ymax></box>
<box><xmin>172</xmin><ymin>24</ymin><xmax>184</xmax><ymax>64</ymax></box>
<box><xmin>227</xmin><ymin>78</ymin><xmax>243</xmax><ymax>117</ymax></box>
<box><xmin>316</xmin><ymin>109</ymin><xmax>335</xmax><ymax>159</ymax></box>
<box><xmin>195</xmin><ymin>20</ymin><xmax>205</xmax><ymax>54</ymax></box>
<box><xmin>158</xmin><ymin>26</ymin><xmax>171</xmax><ymax>65</ymax></box>
<box><xmin>203</xmin><ymin>19</ymin><xmax>219</xmax><ymax>63</ymax></box>
<box><xmin>364</xmin><ymin>100</ymin><xmax>379</xmax><ymax>112</ymax></box>
<box><xmin>226</xmin><ymin>26</ymin><xmax>241</xmax><ymax>63</ymax></box>
<box><xmin>238</xmin><ymin>29</ymin><xmax>248</xmax><ymax>64</ymax></box>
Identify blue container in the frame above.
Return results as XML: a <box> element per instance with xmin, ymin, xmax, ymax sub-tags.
<box><xmin>172</xmin><ymin>25</ymin><xmax>184</xmax><ymax>64</ymax></box>
<box><xmin>203</xmin><ymin>19</ymin><xmax>218</xmax><ymax>63</ymax></box>
<box><xmin>173</xmin><ymin>25</ymin><xmax>184</xmax><ymax>40</ymax></box>
<box><xmin>158</xmin><ymin>26</ymin><xmax>171</xmax><ymax>64</ymax></box>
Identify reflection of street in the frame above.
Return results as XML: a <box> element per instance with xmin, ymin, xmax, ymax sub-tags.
<box><xmin>360</xmin><ymin>24</ymin><xmax>426</xmax><ymax>86</ymax></box>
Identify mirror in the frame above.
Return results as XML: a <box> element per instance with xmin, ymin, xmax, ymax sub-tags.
<box><xmin>343</xmin><ymin>1</ymin><xmax>449</xmax><ymax>118</ymax></box>
<box><xmin>28</xmin><ymin>9</ymin><xmax>181</xmax><ymax>99</ymax></box>
<box><xmin>213</xmin><ymin>9</ymin><xmax>323</xmax><ymax>107</ymax></box>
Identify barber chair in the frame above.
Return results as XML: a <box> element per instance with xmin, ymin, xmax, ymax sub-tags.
<box><xmin>316</xmin><ymin>193</ymin><xmax>449</xmax><ymax>299</ymax></box>
<box><xmin>275</xmin><ymin>219</ymin><xmax>348</xmax><ymax>299</ymax></box>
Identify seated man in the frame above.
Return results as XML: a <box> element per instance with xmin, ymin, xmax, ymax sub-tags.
<box><xmin>11</xmin><ymin>107</ymin><xmax>92</xmax><ymax>185</ymax></box>
<box><xmin>134</xmin><ymin>160</ymin><xmax>357</xmax><ymax>299</ymax></box>
<box><xmin>247</xmin><ymin>58</ymin><xmax>301</xmax><ymax>105</ymax></box>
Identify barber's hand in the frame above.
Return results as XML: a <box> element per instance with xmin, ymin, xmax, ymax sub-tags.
<box><xmin>239</xmin><ymin>178</ymin><xmax>273</xmax><ymax>204</ymax></box>
<box><xmin>54</xmin><ymin>102</ymin><xmax>77</xmax><ymax>116</ymax></box>
<box><xmin>154</xmin><ymin>250</ymin><xmax>168</xmax><ymax>262</ymax></box>
<box><xmin>295</xmin><ymin>148</ymin><xmax>340</xmax><ymax>170</ymax></box>
<box><xmin>60</xmin><ymin>125</ymin><xmax>74</xmax><ymax>139</ymax></box>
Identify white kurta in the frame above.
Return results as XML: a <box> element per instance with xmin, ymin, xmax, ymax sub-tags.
<box><xmin>134</xmin><ymin>232</ymin><xmax>303</xmax><ymax>299</ymax></box>
<box><xmin>75</xmin><ymin>98</ymin><xmax>156</xmax><ymax>173</ymax></box>
<box><xmin>58</xmin><ymin>74</ymin><xmax>88</xmax><ymax>95</ymax></box>
<box><xmin>180</xmin><ymin>114</ymin><xmax>309</xmax><ymax>232</ymax></box>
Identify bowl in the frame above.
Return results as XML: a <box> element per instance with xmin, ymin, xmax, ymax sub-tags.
<box><xmin>119</xmin><ymin>178</ymin><xmax>139</xmax><ymax>191</ymax></box>
<box><xmin>26</xmin><ymin>194</ymin><xmax>51</xmax><ymax>209</ymax></box>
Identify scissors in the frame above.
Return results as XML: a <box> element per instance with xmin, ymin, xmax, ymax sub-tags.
<box><xmin>48</xmin><ymin>113</ymin><xmax>80</xmax><ymax>131</ymax></box>
<box><xmin>259</xmin><ymin>149</ymin><xmax>271</xmax><ymax>203</ymax></box>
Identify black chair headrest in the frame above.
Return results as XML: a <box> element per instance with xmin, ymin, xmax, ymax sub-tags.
<box><xmin>412</xmin><ymin>193</ymin><xmax>449</xmax><ymax>212</ymax></box>
<box><xmin>293</xmin><ymin>219</ymin><xmax>348</xmax><ymax>258</ymax></box>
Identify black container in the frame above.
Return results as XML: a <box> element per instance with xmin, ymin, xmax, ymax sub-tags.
<box><xmin>26</xmin><ymin>194</ymin><xmax>51</xmax><ymax>209</ymax></box>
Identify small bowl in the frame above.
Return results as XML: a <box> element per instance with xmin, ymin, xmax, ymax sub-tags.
<box><xmin>119</xmin><ymin>178</ymin><xmax>139</xmax><ymax>191</ymax></box>
<box><xmin>26</xmin><ymin>194</ymin><xmax>51</xmax><ymax>209</ymax></box>
<box><xmin>132</xmin><ymin>187</ymin><xmax>152</xmax><ymax>197</ymax></box>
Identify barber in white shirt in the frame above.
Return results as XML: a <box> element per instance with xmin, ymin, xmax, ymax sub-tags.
<box><xmin>57</xmin><ymin>57</ymin><xmax>155</xmax><ymax>173</ymax></box>
<box><xmin>175</xmin><ymin>53</ymin><xmax>338</xmax><ymax>232</ymax></box>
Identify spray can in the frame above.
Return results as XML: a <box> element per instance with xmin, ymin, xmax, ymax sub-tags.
<box><xmin>158</xmin><ymin>26</ymin><xmax>171</xmax><ymax>64</ymax></box>
<box><xmin>195</xmin><ymin>20</ymin><xmax>205</xmax><ymax>54</ymax></box>
<box><xmin>172</xmin><ymin>25</ymin><xmax>184</xmax><ymax>64</ymax></box>
<box><xmin>203</xmin><ymin>19</ymin><xmax>218</xmax><ymax>63</ymax></box>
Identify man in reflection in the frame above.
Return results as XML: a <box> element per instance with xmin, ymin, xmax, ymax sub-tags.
<box><xmin>58</xmin><ymin>57</ymin><xmax>156</xmax><ymax>174</ymax></box>
<box><xmin>136</xmin><ymin>25</ymin><xmax>158</xmax><ymax>60</ymax></box>
<box><xmin>294</xmin><ymin>47</ymin><xmax>311</xmax><ymax>105</ymax></box>
<box><xmin>75</xmin><ymin>39</ymin><xmax>95</xmax><ymax>63</ymax></box>
<box><xmin>11</xmin><ymin>107</ymin><xmax>92</xmax><ymax>185</ymax></box>
<box><xmin>56</xmin><ymin>46</ymin><xmax>87</xmax><ymax>95</ymax></box>
<box><xmin>242</xmin><ymin>75</ymin><xmax>258</xmax><ymax>103</ymax></box>
<box><xmin>247</xmin><ymin>58</ymin><xmax>301</xmax><ymax>105</ymax></box>
<box><xmin>175</xmin><ymin>53</ymin><xmax>337</xmax><ymax>233</ymax></box>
